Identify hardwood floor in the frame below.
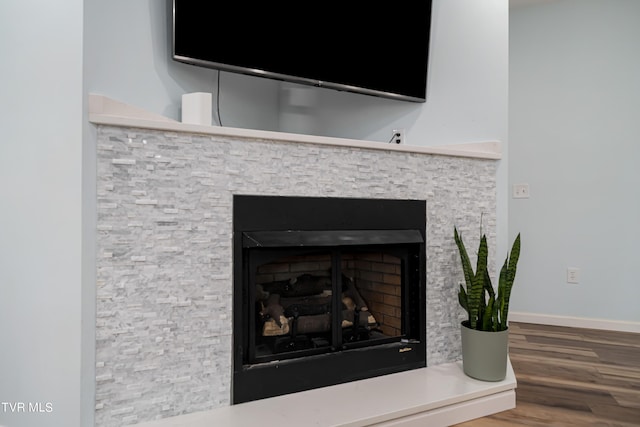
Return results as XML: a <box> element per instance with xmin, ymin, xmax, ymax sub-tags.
<box><xmin>454</xmin><ymin>322</ymin><xmax>640</xmax><ymax>427</ymax></box>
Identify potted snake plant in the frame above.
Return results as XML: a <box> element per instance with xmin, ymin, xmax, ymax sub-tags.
<box><xmin>454</xmin><ymin>226</ymin><xmax>521</xmax><ymax>381</ymax></box>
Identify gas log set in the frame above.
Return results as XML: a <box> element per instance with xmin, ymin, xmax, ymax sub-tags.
<box><xmin>257</xmin><ymin>272</ymin><xmax>380</xmax><ymax>355</ymax></box>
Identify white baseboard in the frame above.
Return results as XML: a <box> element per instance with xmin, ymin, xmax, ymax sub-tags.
<box><xmin>510</xmin><ymin>312</ymin><xmax>640</xmax><ymax>334</ymax></box>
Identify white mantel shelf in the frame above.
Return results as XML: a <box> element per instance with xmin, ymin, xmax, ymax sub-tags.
<box><xmin>88</xmin><ymin>94</ymin><xmax>501</xmax><ymax>160</ymax></box>
<box><xmin>134</xmin><ymin>360</ymin><xmax>516</xmax><ymax>427</ymax></box>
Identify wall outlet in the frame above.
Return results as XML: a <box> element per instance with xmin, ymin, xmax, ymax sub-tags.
<box><xmin>513</xmin><ymin>183</ymin><xmax>530</xmax><ymax>199</ymax></box>
<box><xmin>391</xmin><ymin>129</ymin><xmax>404</xmax><ymax>144</ymax></box>
<box><xmin>567</xmin><ymin>267</ymin><xmax>580</xmax><ymax>284</ymax></box>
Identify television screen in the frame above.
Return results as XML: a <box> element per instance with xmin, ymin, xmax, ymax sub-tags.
<box><xmin>172</xmin><ymin>2</ymin><xmax>433</xmax><ymax>103</ymax></box>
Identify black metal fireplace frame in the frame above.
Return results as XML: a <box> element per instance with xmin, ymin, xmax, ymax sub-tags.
<box><xmin>232</xmin><ymin>195</ymin><xmax>427</xmax><ymax>404</ymax></box>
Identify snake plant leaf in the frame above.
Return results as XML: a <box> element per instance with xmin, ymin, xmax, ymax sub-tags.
<box><xmin>500</xmin><ymin>233</ymin><xmax>521</xmax><ymax>330</ymax></box>
<box><xmin>484</xmin><ymin>267</ymin><xmax>495</xmax><ymax>300</ymax></box>
<box><xmin>497</xmin><ymin>257</ymin><xmax>508</xmax><ymax>331</ymax></box>
<box><xmin>454</xmin><ymin>227</ymin><xmax>474</xmax><ymax>289</ymax></box>
<box><xmin>455</xmin><ymin>229</ymin><xmax>488</xmax><ymax>329</ymax></box>
<box><xmin>483</xmin><ymin>267</ymin><xmax>500</xmax><ymax>331</ymax></box>
<box><xmin>483</xmin><ymin>294</ymin><xmax>495</xmax><ymax>331</ymax></box>
<box><xmin>477</xmin><ymin>284</ymin><xmax>486</xmax><ymax>330</ymax></box>
<box><xmin>458</xmin><ymin>283</ymin><xmax>469</xmax><ymax>317</ymax></box>
<box><xmin>455</xmin><ymin>227</ymin><xmax>482</xmax><ymax>328</ymax></box>
<box><xmin>476</xmin><ymin>235</ymin><xmax>489</xmax><ymax>278</ymax></box>
<box><xmin>493</xmin><ymin>301</ymin><xmax>500</xmax><ymax>331</ymax></box>
<box><xmin>466</xmin><ymin>234</ymin><xmax>488</xmax><ymax>329</ymax></box>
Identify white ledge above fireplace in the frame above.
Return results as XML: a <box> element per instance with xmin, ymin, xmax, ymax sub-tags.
<box><xmin>88</xmin><ymin>94</ymin><xmax>501</xmax><ymax>160</ymax></box>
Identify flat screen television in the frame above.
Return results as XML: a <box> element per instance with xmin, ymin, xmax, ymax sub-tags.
<box><xmin>172</xmin><ymin>2</ymin><xmax>433</xmax><ymax>103</ymax></box>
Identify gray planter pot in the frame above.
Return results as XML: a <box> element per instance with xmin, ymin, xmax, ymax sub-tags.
<box><xmin>460</xmin><ymin>321</ymin><xmax>509</xmax><ymax>381</ymax></box>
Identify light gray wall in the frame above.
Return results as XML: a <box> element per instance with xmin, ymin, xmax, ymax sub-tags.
<box><xmin>0</xmin><ymin>1</ymin><xmax>85</xmax><ymax>427</ymax></box>
<box><xmin>509</xmin><ymin>0</ymin><xmax>640</xmax><ymax>323</ymax></box>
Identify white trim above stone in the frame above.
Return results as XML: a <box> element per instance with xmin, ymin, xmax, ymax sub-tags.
<box><xmin>88</xmin><ymin>94</ymin><xmax>502</xmax><ymax>160</ymax></box>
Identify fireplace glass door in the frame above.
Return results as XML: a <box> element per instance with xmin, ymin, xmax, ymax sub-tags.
<box><xmin>249</xmin><ymin>244</ymin><xmax>414</xmax><ymax>365</ymax></box>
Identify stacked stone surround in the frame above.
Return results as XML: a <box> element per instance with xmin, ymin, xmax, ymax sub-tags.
<box><xmin>95</xmin><ymin>125</ymin><xmax>497</xmax><ymax>426</ymax></box>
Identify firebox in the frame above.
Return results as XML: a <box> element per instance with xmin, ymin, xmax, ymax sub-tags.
<box><xmin>232</xmin><ymin>195</ymin><xmax>426</xmax><ymax>404</ymax></box>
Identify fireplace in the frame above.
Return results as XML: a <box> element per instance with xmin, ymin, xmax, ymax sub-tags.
<box><xmin>232</xmin><ymin>195</ymin><xmax>427</xmax><ymax>403</ymax></box>
<box><xmin>91</xmin><ymin>97</ymin><xmax>503</xmax><ymax>425</ymax></box>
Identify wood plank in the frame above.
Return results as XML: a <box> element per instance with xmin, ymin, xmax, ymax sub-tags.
<box><xmin>473</xmin><ymin>401</ymin><xmax>640</xmax><ymax>427</ymax></box>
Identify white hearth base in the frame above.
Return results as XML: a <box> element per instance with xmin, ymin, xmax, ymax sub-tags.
<box><xmin>134</xmin><ymin>360</ymin><xmax>516</xmax><ymax>427</ymax></box>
